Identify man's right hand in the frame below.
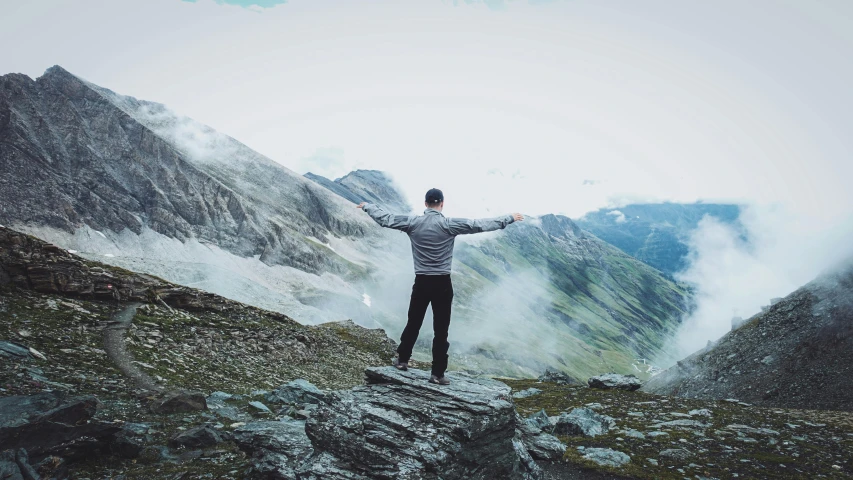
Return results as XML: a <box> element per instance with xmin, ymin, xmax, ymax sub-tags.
<box><xmin>356</xmin><ymin>202</ymin><xmax>367</xmax><ymax>209</ymax></box>
<box><xmin>512</xmin><ymin>213</ymin><xmax>524</xmax><ymax>222</ymax></box>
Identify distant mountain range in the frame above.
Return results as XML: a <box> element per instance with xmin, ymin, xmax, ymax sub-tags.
<box><xmin>576</xmin><ymin>203</ymin><xmax>742</xmax><ymax>275</ymax></box>
<box><xmin>2</xmin><ymin>66</ymin><xmax>695</xmax><ymax>378</ymax></box>
<box><xmin>305</xmin><ymin>170</ymin><xmax>412</xmax><ymax>214</ymax></box>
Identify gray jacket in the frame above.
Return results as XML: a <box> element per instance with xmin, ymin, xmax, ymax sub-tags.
<box><xmin>363</xmin><ymin>203</ymin><xmax>515</xmax><ymax>275</ymax></box>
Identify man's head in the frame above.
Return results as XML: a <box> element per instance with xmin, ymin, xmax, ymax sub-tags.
<box><xmin>425</xmin><ymin>188</ymin><xmax>444</xmax><ymax>211</ymax></box>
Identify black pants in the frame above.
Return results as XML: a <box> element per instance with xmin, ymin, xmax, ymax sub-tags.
<box><xmin>397</xmin><ymin>274</ymin><xmax>453</xmax><ymax>377</ymax></box>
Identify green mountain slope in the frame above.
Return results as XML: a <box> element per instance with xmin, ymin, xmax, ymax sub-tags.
<box><xmin>446</xmin><ymin>215</ymin><xmax>690</xmax><ymax>379</ymax></box>
<box><xmin>576</xmin><ymin>203</ymin><xmax>742</xmax><ymax>275</ymax></box>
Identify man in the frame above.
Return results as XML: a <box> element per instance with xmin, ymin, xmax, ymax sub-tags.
<box><xmin>357</xmin><ymin>188</ymin><xmax>523</xmax><ymax>385</ymax></box>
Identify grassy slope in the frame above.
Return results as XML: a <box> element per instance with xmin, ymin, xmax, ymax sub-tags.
<box><xmin>0</xmin><ymin>284</ymin><xmax>395</xmax><ymax>478</ymax></box>
<box><xmin>446</xmin><ymin>221</ymin><xmax>689</xmax><ymax>380</ymax></box>
<box><xmin>505</xmin><ymin>379</ymin><xmax>853</xmax><ymax>480</ymax></box>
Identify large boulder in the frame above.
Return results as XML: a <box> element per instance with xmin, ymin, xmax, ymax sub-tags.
<box><xmin>169</xmin><ymin>424</ymin><xmax>225</xmax><ymax>449</ymax></box>
<box><xmin>234</xmin><ymin>367</ymin><xmax>542</xmax><ymax>479</ymax></box>
<box><xmin>587</xmin><ymin>373</ymin><xmax>642</xmax><ymax>391</ymax></box>
<box><xmin>516</xmin><ymin>421</ymin><xmax>565</xmax><ymax>461</ymax></box>
<box><xmin>0</xmin><ymin>392</ymin><xmax>118</xmax><ymax>460</ymax></box>
<box><xmin>302</xmin><ymin>367</ymin><xmax>539</xmax><ymax>479</ymax></box>
<box><xmin>581</xmin><ymin>447</ymin><xmax>630</xmax><ymax>467</ymax></box>
<box><xmin>234</xmin><ymin>420</ymin><xmax>314</xmax><ymax>480</ymax></box>
<box><xmin>537</xmin><ymin>369</ymin><xmax>578</xmax><ymax>385</ymax></box>
<box><xmin>111</xmin><ymin>423</ymin><xmax>153</xmax><ymax>459</ymax></box>
<box><xmin>149</xmin><ymin>390</ymin><xmax>207</xmax><ymax>414</ymax></box>
<box><xmin>553</xmin><ymin>408</ymin><xmax>615</xmax><ymax>437</ymax></box>
<box><xmin>266</xmin><ymin>379</ymin><xmax>326</xmax><ymax>406</ymax></box>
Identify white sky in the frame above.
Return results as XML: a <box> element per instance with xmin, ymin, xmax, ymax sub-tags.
<box><xmin>3</xmin><ymin>0</ymin><xmax>852</xmax><ymax>219</ymax></box>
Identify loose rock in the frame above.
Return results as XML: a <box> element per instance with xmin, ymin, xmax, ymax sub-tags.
<box><xmin>553</xmin><ymin>408</ymin><xmax>615</xmax><ymax>437</ymax></box>
<box><xmin>266</xmin><ymin>379</ymin><xmax>326</xmax><ymax>406</ymax></box>
<box><xmin>149</xmin><ymin>390</ymin><xmax>207</xmax><ymax>414</ymax></box>
<box><xmin>587</xmin><ymin>373</ymin><xmax>642</xmax><ymax>391</ymax></box>
<box><xmin>582</xmin><ymin>447</ymin><xmax>630</xmax><ymax>467</ymax></box>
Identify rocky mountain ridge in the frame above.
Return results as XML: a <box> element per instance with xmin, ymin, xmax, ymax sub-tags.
<box><xmin>0</xmin><ymin>66</ymin><xmax>383</xmax><ymax>275</ymax></box>
<box><xmin>304</xmin><ymin>170</ymin><xmax>412</xmax><ymax>213</ymax></box>
<box><xmin>642</xmin><ymin>261</ymin><xmax>853</xmax><ymax>412</ymax></box>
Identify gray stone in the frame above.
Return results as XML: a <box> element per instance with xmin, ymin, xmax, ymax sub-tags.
<box><xmin>249</xmin><ymin>401</ymin><xmax>273</xmax><ymax>414</ymax></box>
<box><xmin>512</xmin><ymin>388</ymin><xmax>542</xmax><ymax>399</ymax></box>
<box><xmin>302</xmin><ymin>367</ymin><xmax>539</xmax><ymax>479</ymax></box>
<box><xmin>524</xmin><ymin>409</ymin><xmax>553</xmax><ymax>431</ymax></box>
<box><xmin>0</xmin><ymin>392</ymin><xmax>118</xmax><ymax>458</ymax></box>
<box><xmin>582</xmin><ymin>447</ymin><xmax>630</xmax><ymax>467</ymax></box>
<box><xmin>0</xmin><ymin>341</ymin><xmax>30</xmax><ymax>360</ymax></box>
<box><xmin>169</xmin><ymin>424</ymin><xmax>224</xmax><ymax>449</ymax></box>
<box><xmin>553</xmin><ymin>408</ymin><xmax>615</xmax><ymax>437</ymax></box>
<box><xmin>267</xmin><ymin>379</ymin><xmax>326</xmax><ymax>406</ymax></box>
<box><xmin>725</xmin><ymin>424</ymin><xmax>779</xmax><ymax>436</ymax></box>
<box><xmin>149</xmin><ymin>390</ymin><xmax>207</xmax><ymax>414</ymax></box>
<box><xmin>587</xmin><ymin>373</ymin><xmax>642</xmax><ymax>391</ymax></box>
<box><xmin>651</xmin><ymin>419</ymin><xmax>710</xmax><ymax>429</ymax></box>
<box><xmin>688</xmin><ymin>409</ymin><xmax>713</xmax><ymax>417</ymax></box>
<box><xmin>659</xmin><ymin>448</ymin><xmax>694</xmax><ymax>461</ymax></box>
<box><xmin>538</xmin><ymin>368</ymin><xmax>578</xmax><ymax>385</ymax></box>
<box><xmin>621</xmin><ymin>428</ymin><xmax>646</xmax><ymax>439</ymax></box>
<box><xmin>517</xmin><ymin>419</ymin><xmax>566</xmax><ymax>461</ymax></box>
<box><xmin>112</xmin><ymin>423</ymin><xmax>153</xmax><ymax>459</ymax></box>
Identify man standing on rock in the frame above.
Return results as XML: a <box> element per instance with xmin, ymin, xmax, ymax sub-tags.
<box><xmin>357</xmin><ymin>188</ymin><xmax>523</xmax><ymax>385</ymax></box>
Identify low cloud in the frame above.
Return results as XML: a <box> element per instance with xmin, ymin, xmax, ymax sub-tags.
<box><xmin>296</xmin><ymin>147</ymin><xmax>348</xmax><ymax>179</ymax></box>
<box><xmin>671</xmin><ymin>204</ymin><xmax>853</xmax><ymax>359</ymax></box>
<box><xmin>607</xmin><ymin>210</ymin><xmax>627</xmax><ymax>223</ymax></box>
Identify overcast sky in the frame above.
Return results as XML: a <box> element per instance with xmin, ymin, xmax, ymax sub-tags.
<box><xmin>4</xmin><ymin>0</ymin><xmax>852</xmax><ymax>220</ymax></box>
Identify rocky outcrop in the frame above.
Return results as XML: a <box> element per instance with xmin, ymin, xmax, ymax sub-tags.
<box><xmin>235</xmin><ymin>367</ymin><xmax>551</xmax><ymax>479</ymax></box>
<box><xmin>0</xmin><ymin>392</ymin><xmax>118</xmax><ymax>460</ymax></box>
<box><xmin>234</xmin><ymin>420</ymin><xmax>315</xmax><ymax>479</ymax></box>
<box><xmin>302</xmin><ymin>367</ymin><xmax>539</xmax><ymax>479</ymax></box>
<box><xmin>0</xmin><ymin>226</ymin><xmax>309</xmax><ymax>319</ymax></box>
<box><xmin>588</xmin><ymin>373</ymin><xmax>642</xmax><ymax>391</ymax></box>
<box><xmin>643</xmin><ymin>262</ymin><xmax>853</xmax><ymax>411</ymax></box>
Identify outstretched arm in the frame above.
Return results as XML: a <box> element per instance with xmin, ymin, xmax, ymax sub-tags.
<box><xmin>356</xmin><ymin>202</ymin><xmax>413</xmax><ymax>232</ymax></box>
<box><xmin>447</xmin><ymin>213</ymin><xmax>524</xmax><ymax>236</ymax></box>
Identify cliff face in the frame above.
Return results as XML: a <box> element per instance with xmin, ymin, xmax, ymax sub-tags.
<box><xmin>0</xmin><ymin>66</ymin><xmax>380</xmax><ymax>276</ymax></box>
<box><xmin>643</xmin><ymin>262</ymin><xmax>853</xmax><ymax>411</ymax></box>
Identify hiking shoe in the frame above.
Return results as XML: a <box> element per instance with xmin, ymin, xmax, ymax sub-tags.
<box><xmin>392</xmin><ymin>356</ymin><xmax>408</xmax><ymax>371</ymax></box>
<box><xmin>429</xmin><ymin>375</ymin><xmax>450</xmax><ymax>385</ymax></box>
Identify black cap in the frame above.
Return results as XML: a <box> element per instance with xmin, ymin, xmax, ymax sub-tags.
<box><xmin>425</xmin><ymin>188</ymin><xmax>444</xmax><ymax>204</ymax></box>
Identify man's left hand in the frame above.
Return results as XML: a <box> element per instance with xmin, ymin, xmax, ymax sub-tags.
<box><xmin>356</xmin><ymin>202</ymin><xmax>367</xmax><ymax>209</ymax></box>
